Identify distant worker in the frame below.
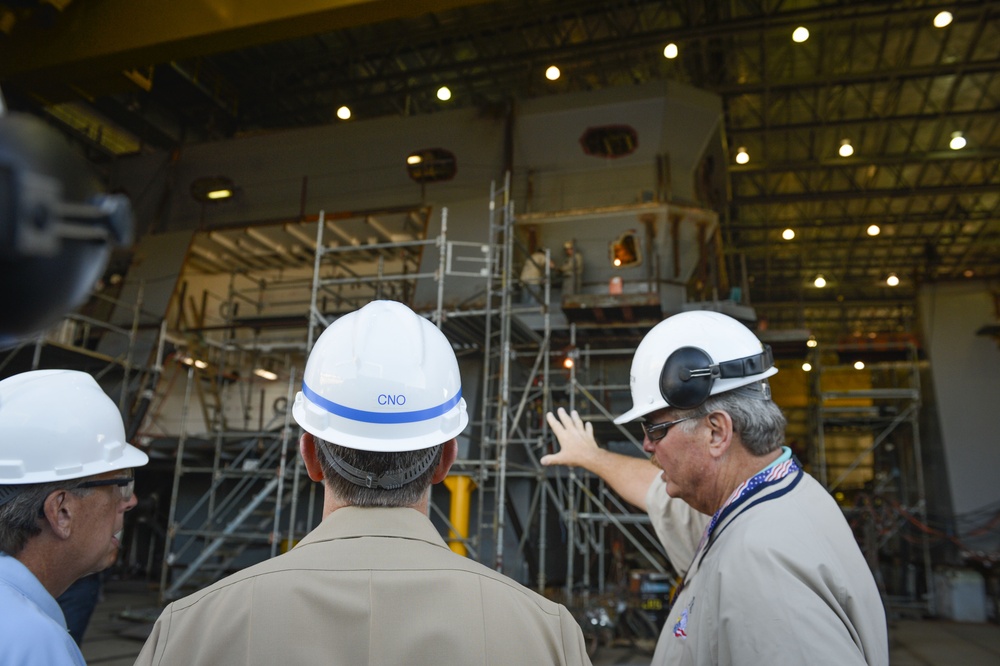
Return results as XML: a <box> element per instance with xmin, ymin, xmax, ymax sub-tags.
<box><xmin>560</xmin><ymin>240</ymin><xmax>584</xmax><ymax>295</ymax></box>
<box><xmin>519</xmin><ymin>247</ymin><xmax>553</xmax><ymax>303</ymax></box>
<box><xmin>0</xmin><ymin>370</ymin><xmax>148</xmax><ymax>666</ymax></box>
<box><xmin>136</xmin><ymin>300</ymin><xmax>591</xmax><ymax>665</ymax></box>
<box><xmin>542</xmin><ymin>310</ymin><xmax>888</xmax><ymax>665</ymax></box>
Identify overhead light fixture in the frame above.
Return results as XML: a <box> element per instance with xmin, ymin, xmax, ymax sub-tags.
<box><xmin>563</xmin><ymin>356</ymin><xmax>574</xmax><ymax>369</ymax></box>
<box><xmin>802</xmin><ymin>362</ymin><xmax>812</xmax><ymax>372</ymax></box>
<box><xmin>933</xmin><ymin>11</ymin><xmax>953</xmax><ymax>28</ymax></box>
<box><xmin>191</xmin><ymin>176</ymin><xmax>236</xmax><ymax>203</ymax></box>
<box><xmin>180</xmin><ymin>356</ymin><xmax>208</xmax><ymax>369</ymax></box>
<box><xmin>436</xmin><ymin>86</ymin><xmax>452</xmax><ymax>101</ymax></box>
<box><xmin>781</xmin><ymin>228</ymin><xmax>795</xmax><ymax>240</ymax></box>
<box><xmin>792</xmin><ymin>26</ymin><xmax>810</xmax><ymax>43</ymax></box>
<box><xmin>886</xmin><ymin>273</ymin><xmax>900</xmax><ymax>287</ymax></box>
<box><xmin>663</xmin><ymin>43</ymin><xmax>679</xmax><ymax>59</ymax></box>
<box><xmin>838</xmin><ymin>139</ymin><xmax>854</xmax><ymax>157</ymax></box>
<box><xmin>735</xmin><ymin>147</ymin><xmax>750</xmax><ymax>164</ymax></box>
<box><xmin>545</xmin><ymin>65</ymin><xmax>561</xmax><ymax>81</ymax></box>
<box><xmin>949</xmin><ymin>131</ymin><xmax>966</xmax><ymax>150</ymax></box>
<box><xmin>336</xmin><ymin>106</ymin><xmax>352</xmax><ymax>120</ymax></box>
<box><xmin>806</xmin><ymin>336</ymin><xmax>818</xmax><ymax>348</ymax></box>
<box><xmin>963</xmin><ymin>269</ymin><xmax>975</xmax><ymax>278</ymax></box>
<box><xmin>254</xmin><ymin>367</ymin><xmax>278</xmax><ymax>381</ymax></box>
<box><xmin>867</xmin><ymin>224</ymin><xmax>881</xmax><ymax>236</ymax></box>
<box><xmin>854</xmin><ymin>360</ymin><xmax>866</xmax><ymax>370</ymax></box>
<box><xmin>814</xmin><ymin>274</ymin><xmax>827</xmax><ymax>288</ymax></box>
<box><xmin>406</xmin><ymin>154</ymin><xmax>423</xmax><ymax>165</ymax></box>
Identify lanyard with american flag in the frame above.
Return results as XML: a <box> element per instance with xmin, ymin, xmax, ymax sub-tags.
<box><xmin>669</xmin><ymin>456</ymin><xmax>803</xmax><ymax>606</ymax></box>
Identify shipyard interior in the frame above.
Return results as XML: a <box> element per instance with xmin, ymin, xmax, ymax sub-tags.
<box><xmin>1</xmin><ymin>1</ymin><xmax>999</xmax><ymax>663</ymax></box>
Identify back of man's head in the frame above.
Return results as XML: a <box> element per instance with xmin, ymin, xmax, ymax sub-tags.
<box><xmin>292</xmin><ymin>301</ymin><xmax>468</xmax><ymax>506</ymax></box>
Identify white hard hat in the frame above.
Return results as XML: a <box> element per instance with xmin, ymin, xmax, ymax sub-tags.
<box><xmin>614</xmin><ymin>310</ymin><xmax>777</xmax><ymax>424</ymax></box>
<box><xmin>0</xmin><ymin>370</ymin><xmax>149</xmax><ymax>484</ymax></box>
<box><xmin>292</xmin><ymin>300</ymin><xmax>468</xmax><ymax>452</ymax></box>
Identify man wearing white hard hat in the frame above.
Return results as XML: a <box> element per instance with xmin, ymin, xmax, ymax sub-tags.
<box><xmin>136</xmin><ymin>300</ymin><xmax>591</xmax><ymax>665</ymax></box>
<box><xmin>543</xmin><ymin>310</ymin><xmax>888</xmax><ymax>666</ymax></box>
<box><xmin>0</xmin><ymin>370</ymin><xmax>148</xmax><ymax>666</ymax></box>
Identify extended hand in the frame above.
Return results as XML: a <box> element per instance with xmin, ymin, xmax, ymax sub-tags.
<box><xmin>541</xmin><ymin>407</ymin><xmax>601</xmax><ymax>468</ymax></box>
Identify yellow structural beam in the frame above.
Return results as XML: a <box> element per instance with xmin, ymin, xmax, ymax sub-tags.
<box><xmin>0</xmin><ymin>0</ymin><xmax>492</xmax><ymax>81</ymax></box>
<box><xmin>442</xmin><ymin>474</ymin><xmax>476</xmax><ymax>557</ymax></box>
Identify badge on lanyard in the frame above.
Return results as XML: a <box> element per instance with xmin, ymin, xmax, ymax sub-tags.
<box><xmin>672</xmin><ymin>598</ymin><xmax>694</xmax><ymax>639</ymax></box>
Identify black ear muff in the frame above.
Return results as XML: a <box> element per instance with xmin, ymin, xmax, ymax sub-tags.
<box><xmin>659</xmin><ymin>346</ymin><xmax>716</xmax><ymax>410</ymax></box>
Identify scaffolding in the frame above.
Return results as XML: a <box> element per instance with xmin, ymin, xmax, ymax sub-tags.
<box><xmin>812</xmin><ymin>341</ymin><xmax>934</xmax><ymax>616</ymax></box>
<box><xmin>0</xmin><ymin>286</ymin><xmax>164</xmax><ymax>435</ymax></box>
<box><xmin>157</xmin><ymin>206</ymin><xmax>439</xmax><ymax>600</ymax></box>
<box><xmin>471</xmin><ymin>173</ymin><xmax>557</xmax><ymax>581</ymax></box>
<box><xmin>155</xmin><ymin>186</ymin><xmax>686</xmax><ymax>613</ymax></box>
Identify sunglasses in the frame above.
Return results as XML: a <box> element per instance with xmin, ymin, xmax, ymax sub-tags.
<box><xmin>641</xmin><ymin>414</ymin><xmax>700</xmax><ymax>442</ymax></box>
<box><xmin>77</xmin><ymin>475</ymin><xmax>135</xmax><ymax>501</ymax></box>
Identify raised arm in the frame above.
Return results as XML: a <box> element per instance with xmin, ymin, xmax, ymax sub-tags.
<box><xmin>541</xmin><ymin>407</ymin><xmax>659</xmax><ymax>510</ymax></box>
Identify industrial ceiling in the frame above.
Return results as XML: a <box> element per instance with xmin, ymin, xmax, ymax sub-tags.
<box><xmin>2</xmin><ymin>0</ymin><xmax>998</xmax><ymax>344</ymax></box>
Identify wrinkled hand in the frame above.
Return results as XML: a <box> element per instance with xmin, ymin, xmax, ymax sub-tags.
<box><xmin>541</xmin><ymin>407</ymin><xmax>601</xmax><ymax>468</ymax></box>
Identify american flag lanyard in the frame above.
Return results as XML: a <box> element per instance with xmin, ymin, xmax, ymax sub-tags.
<box><xmin>668</xmin><ymin>457</ymin><xmax>803</xmax><ymax>607</ymax></box>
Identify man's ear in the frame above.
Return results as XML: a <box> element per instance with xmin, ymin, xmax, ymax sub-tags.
<box><xmin>299</xmin><ymin>433</ymin><xmax>326</xmax><ymax>482</ymax></box>
<box><xmin>431</xmin><ymin>440</ymin><xmax>458</xmax><ymax>484</ymax></box>
<box><xmin>704</xmin><ymin>410</ymin><xmax>734</xmax><ymax>460</ymax></box>
<box><xmin>41</xmin><ymin>490</ymin><xmax>75</xmax><ymax>540</ymax></box>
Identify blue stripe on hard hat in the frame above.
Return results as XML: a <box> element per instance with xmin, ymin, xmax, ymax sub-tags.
<box><xmin>302</xmin><ymin>381</ymin><xmax>462</xmax><ymax>425</ymax></box>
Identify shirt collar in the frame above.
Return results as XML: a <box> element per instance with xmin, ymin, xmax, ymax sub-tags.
<box><xmin>294</xmin><ymin>506</ymin><xmax>451</xmax><ymax>551</ymax></box>
<box><xmin>761</xmin><ymin>445</ymin><xmax>792</xmax><ymax>473</ymax></box>
<box><xmin>0</xmin><ymin>552</ymin><xmax>67</xmax><ymax>629</ymax></box>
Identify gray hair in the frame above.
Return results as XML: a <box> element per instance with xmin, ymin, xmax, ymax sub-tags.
<box><xmin>0</xmin><ymin>482</ymin><xmax>93</xmax><ymax>556</ymax></box>
<box><xmin>679</xmin><ymin>382</ymin><xmax>786</xmax><ymax>456</ymax></box>
<box><xmin>315</xmin><ymin>438</ymin><xmax>443</xmax><ymax>508</ymax></box>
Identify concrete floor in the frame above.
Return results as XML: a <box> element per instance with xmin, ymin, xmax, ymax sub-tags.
<box><xmin>79</xmin><ymin>579</ymin><xmax>1000</xmax><ymax>665</ymax></box>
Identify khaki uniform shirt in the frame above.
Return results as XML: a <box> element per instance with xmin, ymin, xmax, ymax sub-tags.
<box><xmin>136</xmin><ymin>506</ymin><xmax>591</xmax><ymax>666</ymax></box>
<box><xmin>646</xmin><ymin>471</ymin><xmax>888</xmax><ymax>665</ymax></box>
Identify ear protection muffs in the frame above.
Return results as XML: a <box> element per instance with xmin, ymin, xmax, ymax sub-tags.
<box><xmin>659</xmin><ymin>345</ymin><xmax>774</xmax><ymax>410</ymax></box>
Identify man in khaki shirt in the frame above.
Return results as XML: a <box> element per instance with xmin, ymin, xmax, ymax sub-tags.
<box><xmin>136</xmin><ymin>300</ymin><xmax>591</xmax><ymax>666</ymax></box>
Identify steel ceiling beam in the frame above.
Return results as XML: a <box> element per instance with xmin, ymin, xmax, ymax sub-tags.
<box><xmin>728</xmin><ymin>107</ymin><xmax>1000</xmax><ymax>134</ymax></box>
<box><xmin>734</xmin><ymin>182</ymin><xmax>998</xmax><ymax>205</ymax></box>
<box><xmin>0</xmin><ymin>0</ymin><xmax>494</xmax><ymax>81</ymax></box>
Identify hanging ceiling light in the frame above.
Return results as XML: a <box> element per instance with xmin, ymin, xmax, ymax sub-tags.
<box><xmin>813</xmin><ymin>274</ymin><xmax>827</xmax><ymax>288</ymax></box>
<box><xmin>933</xmin><ymin>11</ymin><xmax>953</xmax><ymax>28</ymax></box>
<box><xmin>806</xmin><ymin>336</ymin><xmax>818</xmax><ymax>348</ymax></box>
<box><xmin>781</xmin><ymin>228</ymin><xmax>795</xmax><ymax>240</ymax></box>
<box><xmin>854</xmin><ymin>361</ymin><xmax>866</xmax><ymax>370</ymax></box>
<box><xmin>867</xmin><ymin>224</ymin><xmax>881</xmax><ymax>236</ymax></box>
<box><xmin>254</xmin><ymin>367</ymin><xmax>278</xmax><ymax>381</ymax></box>
<box><xmin>735</xmin><ymin>146</ymin><xmax>749</xmax><ymax>164</ymax></box>
<box><xmin>436</xmin><ymin>86</ymin><xmax>452</xmax><ymax>101</ymax></box>
<box><xmin>336</xmin><ymin>106</ymin><xmax>352</xmax><ymax>120</ymax></box>
<box><xmin>792</xmin><ymin>26</ymin><xmax>810</xmax><ymax>43</ymax></box>
<box><xmin>838</xmin><ymin>139</ymin><xmax>854</xmax><ymax>157</ymax></box>
<box><xmin>949</xmin><ymin>131</ymin><xmax>967</xmax><ymax>150</ymax></box>
<box><xmin>802</xmin><ymin>362</ymin><xmax>812</xmax><ymax>372</ymax></box>
<box><xmin>663</xmin><ymin>43</ymin><xmax>679</xmax><ymax>59</ymax></box>
<box><xmin>545</xmin><ymin>65</ymin><xmax>561</xmax><ymax>81</ymax></box>
<box><xmin>886</xmin><ymin>273</ymin><xmax>900</xmax><ymax>287</ymax></box>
